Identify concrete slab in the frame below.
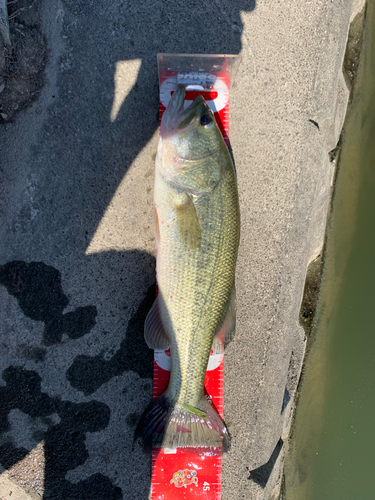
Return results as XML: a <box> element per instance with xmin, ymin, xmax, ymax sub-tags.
<box><xmin>0</xmin><ymin>0</ymin><xmax>364</xmax><ymax>498</ymax></box>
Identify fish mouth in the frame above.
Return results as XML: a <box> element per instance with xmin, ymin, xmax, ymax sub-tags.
<box><xmin>161</xmin><ymin>85</ymin><xmax>207</xmax><ymax>135</ymax></box>
<box><xmin>175</xmin><ymin>93</ymin><xmax>205</xmax><ymax>130</ymax></box>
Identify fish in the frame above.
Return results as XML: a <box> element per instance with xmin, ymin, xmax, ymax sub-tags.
<box><xmin>136</xmin><ymin>85</ymin><xmax>240</xmax><ymax>453</ymax></box>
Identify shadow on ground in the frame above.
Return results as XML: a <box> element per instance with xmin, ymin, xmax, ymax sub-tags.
<box><xmin>249</xmin><ymin>439</ymin><xmax>283</xmax><ymax>489</ymax></box>
<box><xmin>0</xmin><ymin>252</ymin><xmax>155</xmax><ymax>499</ymax></box>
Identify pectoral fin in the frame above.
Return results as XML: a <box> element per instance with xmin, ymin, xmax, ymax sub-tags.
<box><xmin>174</xmin><ymin>193</ymin><xmax>201</xmax><ymax>249</ymax></box>
<box><xmin>144</xmin><ymin>295</ymin><xmax>171</xmax><ymax>350</ymax></box>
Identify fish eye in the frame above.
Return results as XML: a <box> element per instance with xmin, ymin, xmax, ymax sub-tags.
<box><xmin>200</xmin><ymin>115</ymin><xmax>213</xmax><ymax>126</ymax></box>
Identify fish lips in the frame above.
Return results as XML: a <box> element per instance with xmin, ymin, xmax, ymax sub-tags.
<box><xmin>161</xmin><ymin>85</ymin><xmax>209</xmax><ymax>137</ymax></box>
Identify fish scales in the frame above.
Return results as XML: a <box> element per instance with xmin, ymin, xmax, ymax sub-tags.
<box><xmin>156</xmin><ymin>168</ymin><xmax>238</xmax><ymax>403</ymax></box>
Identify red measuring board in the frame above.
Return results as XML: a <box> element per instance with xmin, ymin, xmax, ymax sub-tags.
<box><xmin>151</xmin><ymin>64</ymin><xmax>232</xmax><ymax>500</ymax></box>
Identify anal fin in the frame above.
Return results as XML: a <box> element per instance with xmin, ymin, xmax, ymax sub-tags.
<box><xmin>144</xmin><ymin>295</ymin><xmax>171</xmax><ymax>350</ymax></box>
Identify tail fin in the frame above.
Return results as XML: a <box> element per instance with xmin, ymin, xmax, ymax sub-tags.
<box><xmin>135</xmin><ymin>394</ymin><xmax>230</xmax><ymax>453</ymax></box>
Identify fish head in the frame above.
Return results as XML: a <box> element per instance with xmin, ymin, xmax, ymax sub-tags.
<box><xmin>158</xmin><ymin>85</ymin><xmax>223</xmax><ymax>191</ymax></box>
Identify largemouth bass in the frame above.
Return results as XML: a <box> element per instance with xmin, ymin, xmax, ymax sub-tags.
<box><xmin>136</xmin><ymin>85</ymin><xmax>240</xmax><ymax>452</ymax></box>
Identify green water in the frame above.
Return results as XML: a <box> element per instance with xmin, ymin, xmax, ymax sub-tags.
<box><xmin>284</xmin><ymin>3</ymin><xmax>375</xmax><ymax>500</ymax></box>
